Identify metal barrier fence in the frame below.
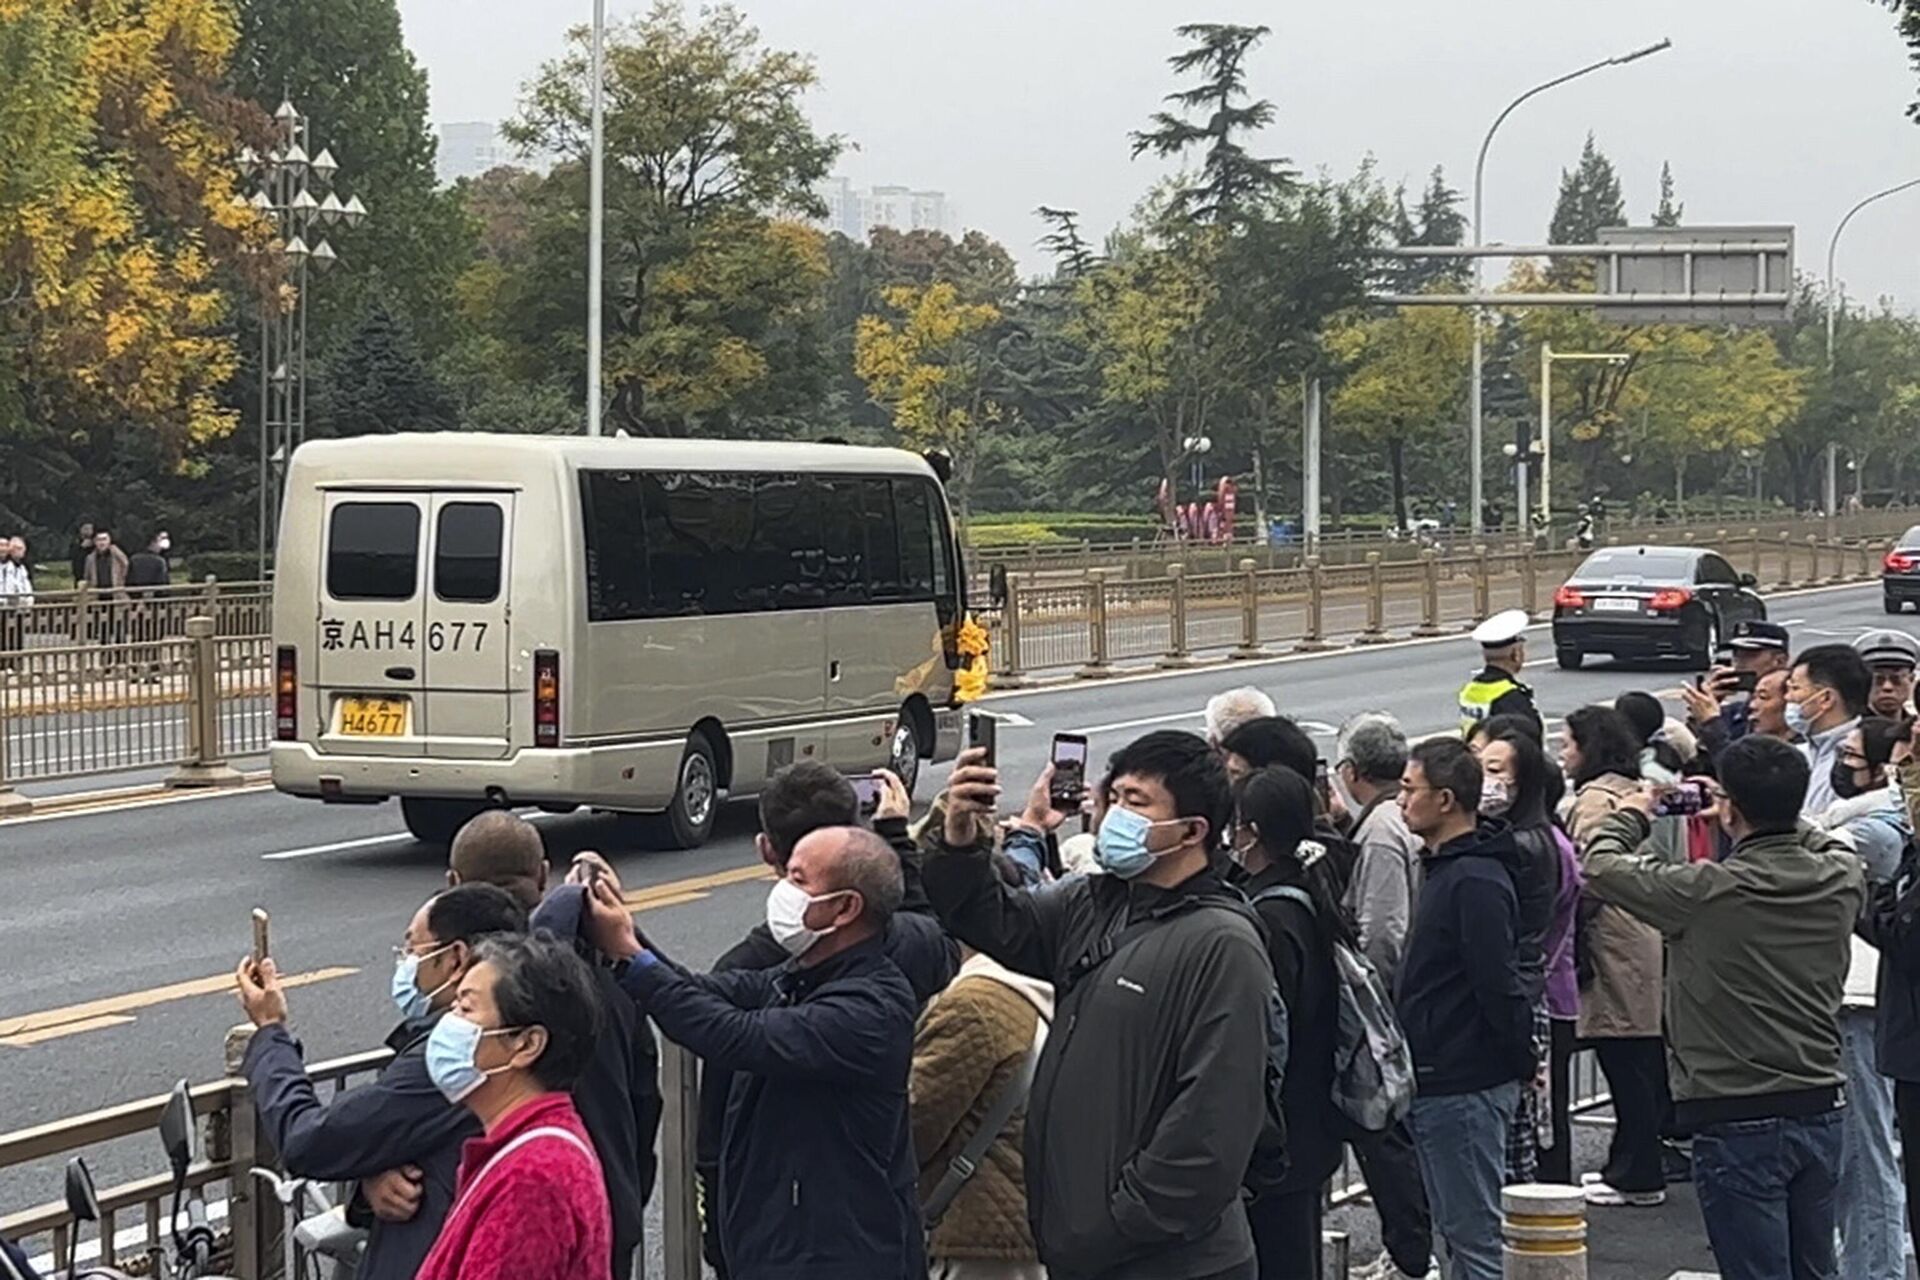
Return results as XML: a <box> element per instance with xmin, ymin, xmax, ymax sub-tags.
<box><xmin>989</xmin><ymin>531</ymin><xmax>1894</xmax><ymax>683</ymax></box>
<box><xmin>0</xmin><ymin>1029</ymin><xmax>1611</xmax><ymax>1280</ymax></box>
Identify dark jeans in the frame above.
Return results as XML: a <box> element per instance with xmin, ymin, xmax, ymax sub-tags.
<box><xmin>1350</xmin><ymin>1119</ymin><xmax>1433</xmax><ymax>1274</ymax></box>
<box><xmin>1248</xmin><ymin>1185</ymin><xmax>1322</xmax><ymax>1279</ymax></box>
<box><xmin>1693</xmin><ymin>1109</ymin><xmax>1843</xmax><ymax>1280</ymax></box>
<box><xmin>1538</xmin><ymin>1017</ymin><xmax>1577</xmax><ymax>1184</ymax></box>
<box><xmin>1894</xmin><ymin>1081</ymin><xmax>1920</xmax><ymax>1258</ymax></box>
<box><xmin>1594</xmin><ymin>1036</ymin><xmax>1670</xmax><ymax>1193</ymax></box>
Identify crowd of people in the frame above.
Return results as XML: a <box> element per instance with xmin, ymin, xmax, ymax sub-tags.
<box><xmin>9</xmin><ymin>610</ymin><xmax>1920</xmax><ymax>1280</ymax></box>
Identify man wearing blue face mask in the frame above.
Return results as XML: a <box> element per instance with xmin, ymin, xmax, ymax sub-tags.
<box><xmin>921</xmin><ymin>730</ymin><xmax>1273</xmax><ymax>1280</ymax></box>
<box><xmin>584</xmin><ymin>825</ymin><xmax>925</xmax><ymax>1280</ymax></box>
<box><xmin>233</xmin><ymin>883</ymin><xmax>527</xmax><ymax>1280</ymax></box>
<box><xmin>1789</xmin><ymin>644</ymin><xmax>1871</xmax><ymax>816</ymax></box>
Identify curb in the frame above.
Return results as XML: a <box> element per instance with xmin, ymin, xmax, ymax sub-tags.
<box><xmin>1</xmin><ymin>769</ymin><xmax>272</xmax><ymax>822</ymax></box>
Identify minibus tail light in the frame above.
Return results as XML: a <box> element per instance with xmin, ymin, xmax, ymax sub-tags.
<box><xmin>276</xmin><ymin>646</ymin><xmax>298</xmax><ymax>740</ymax></box>
<box><xmin>533</xmin><ymin>650</ymin><xmax>560</xmax><ymax>748</ymax></box>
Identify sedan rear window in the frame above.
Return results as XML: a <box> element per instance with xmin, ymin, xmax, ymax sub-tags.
<box><xmin>328</xmin><ymin>502</ymin><xmax>421</xmax><ymax>601</ymax></box>
<box><xmin>1901</xmin><ymin>526</ymin><xmax>1920</xmax><ymax>551</ymax></box>
<box><xmin>1572</xmin><ymin>549</ymin><xmax>1694</xmax><ymax>582</ymax></box>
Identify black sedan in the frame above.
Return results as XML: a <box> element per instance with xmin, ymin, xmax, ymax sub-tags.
<box><xmin>1883</xmin><ymin>525</ymin><xmax>1920</xmax><ymax>614</ymax></box>
<box><xmin>1552</xmin><ymin>545</ymin><xmax>1767</xmax><ymax>670</ymax></box>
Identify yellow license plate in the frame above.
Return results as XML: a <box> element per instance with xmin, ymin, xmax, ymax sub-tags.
<box><xmin>340</xmin><ymin>697</ymin><xmax>409</xmax><ymax>737</ymax></box>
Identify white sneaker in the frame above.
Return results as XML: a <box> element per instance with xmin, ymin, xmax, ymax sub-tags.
<box><xmin>1354</xmin><ymin>1251</ymin><xmax>1434</xmax><ymax>1280</ymax></box>
<box><xmin>1579</xmin><ymin>1170</ymin><xmax>1605</xmax><ymax>1186</ymax></box>
<box><xmin>1584</xmin><ymin>1180</ymin><xmax>1666</xmax><ymax>1207</ymax></box>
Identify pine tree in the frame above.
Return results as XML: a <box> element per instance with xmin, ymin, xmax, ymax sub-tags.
<box><xmin>1651</xmin><ymin>161</ymin><xmax>1684</xmax><ymax>227</ymax></box>
<box><xmin>1037</xmin><ymin>206</ymin><xmax>1098</xmax><ymax>279</ymax></box>
<box><xmin>1548</xmin><ymin>134</ymin><xmax>1627</xmax><ymax>287</ymax></box>
<box><xmin>1402</xmin><ymin>166</ymin><xmax>1469</xmax><ymax>291</ymax></box>
<box><xmin>1129</xmin><ymin>23</ymin><xmax>1295</xmax><ymax>226</ymax></box>
<box><xmin>326</xmin><ymin>303</ymin><xmax>457</xmax><ymax>437</ymax></box>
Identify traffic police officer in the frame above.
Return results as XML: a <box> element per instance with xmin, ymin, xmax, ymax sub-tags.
<box><xmin>1855</xmin><ymin>628</ymin><xmax>1920</xmax><ymax>719</ymax></box>
<box><xmin>1460</xmin><ymin>608</ymin><xmax>1542</xmax><ymax>737</ymax></box>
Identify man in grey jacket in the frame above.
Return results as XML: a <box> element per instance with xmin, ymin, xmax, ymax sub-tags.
<box><xmin>1335</xmin><ymin>711</ymin><xmax>1422</xmax><ymax>986</ymax></box>
<box><xmin>926</xmin><ymin>730</ymin><xmax>1271</xmax><ymax>1280</ymax></box>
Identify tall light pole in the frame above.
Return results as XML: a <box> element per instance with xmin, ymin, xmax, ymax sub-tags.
<box><xmin>585</xmin><ymin>0</ymin><xmax>608</xmax><ymax>437</ymax></box>
<box><xmin>1468</xmin><ymin>37</ymin><xmax>1671</xmax><ymax>537</ymax></box>
<box><xmin>245</xmin><ymin>102</ymin><xmax>368</xmax><ymax>574</ymax></box>
<box><xmin>1823</xmin><ymin>177</ymin><xmax>1920</xmax><ymax>519</ymax></box>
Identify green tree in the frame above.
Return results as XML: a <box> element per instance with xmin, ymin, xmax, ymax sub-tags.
<box><xmin>324</xmin><ymin>303</ymin><xmax>456</xmax><ymax>437</ymax></box>
<box><xmin>1036</xmin><ymin>206</ymin><xmax>1098</xmax><ymax>279</ymax></box>
<box><xmin>506</xmin><ymin>2</ymin><xmax>842</xmax><ymax>435</ymax></box>
<box><xmin>232</xmin><ymin>0</ymin><xmax>473</xmax><ymax>357</ymax></box>
<box><xmin>1326</xmin><ymin>304</ymin><xmax>1472</xmax><ymax>531</ymax></box>
<box><xmin>1129</xmin><ymin>23</ymin><xmax>1294</xmax><ymax>226</ymax></box>
<box><xmin>1651</xmin><ymin>161</ymin><xmax>1684</xmax><ymax>227</ymax></box>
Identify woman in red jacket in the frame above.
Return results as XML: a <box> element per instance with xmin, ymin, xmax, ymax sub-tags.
<box><xmin>417</xmin><ymin>933</ymin><xmax>613</xmax><ymax>1280</ymax></box>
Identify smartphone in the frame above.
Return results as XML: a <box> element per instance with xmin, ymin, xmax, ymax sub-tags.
<box><xmin>1049</xmin><ymin>734</ymin><xmax>1089</xmax><ymax>811</ymax></box>
<box><xmin>1733</xmin><ymin>669</ymin><xmax>1760</xmax><ymax>695</ymax></box>
<box><xmin>250</xmin><ymin>908</ymin><xmax>271</xmax><ymax>966</ymax></box>
<box><xmin>968</xmin><ymin>711</ymin><xmax>997</xmax><ymax>768</ymax></box>
<box><xmin>1313</xmin><ymin>760</ymin><xmax>1332</xmax><ymax>810</ymax></box>
<box><xmin>1653</xmin><ymin>781</ymin><xmax>1706</xmax><ymax>818</ymax></box>
<box><xmin>849</xmin><ymin>774</ymin><xmax>881</xmax><ymax>818</ymax></box>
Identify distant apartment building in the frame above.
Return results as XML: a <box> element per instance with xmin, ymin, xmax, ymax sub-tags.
<box><xmin>434</xmin><ymin>121</ymin><xmax>514</xmax><ymax>185</ymax></box>
<box><xmin>811</xmin><ymin>177</ymin><xmax>954</xmax><ymax>239</ymax></box>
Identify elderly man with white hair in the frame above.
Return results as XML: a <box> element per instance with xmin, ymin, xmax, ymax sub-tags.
<box><xmin>1204</xmin><ymin>686</ymin><xmax>1276</xmax><ymax>747</ymax></box>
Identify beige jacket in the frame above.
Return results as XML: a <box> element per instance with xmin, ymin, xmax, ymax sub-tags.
<box><xmin>1570</xmin><ymin>774</ymin><xmax>1665</xmax><ymax>1039</ymax></box>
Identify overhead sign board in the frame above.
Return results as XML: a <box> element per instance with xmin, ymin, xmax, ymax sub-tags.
<box><xmin>1594</xmin><ymin>224</ymin><xmax>1794</xmax><ymax>325</ymax></box>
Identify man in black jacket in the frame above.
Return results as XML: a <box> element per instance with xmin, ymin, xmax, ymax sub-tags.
<box><xmin>233</xmin><ymin>884</ymin><xmax>525</xmax><ymax>1280</ymax></box>
<box><xmin>1395</xmin><ymin>739</ymin><xmax>1533</xmax><ymax>1280</ymax></box>
<box><xmin>926</xmin><ymin>730</ymin><xmax>1272</xmax><ymax>1280</ymax></box>
<box><xmin>695</xmin><ymin>760</ymin><xmax>957</xmax><ymax>1276</ymax></box>
<box><xmin>586</xmin><ymin>825</ymin><xmax>924</xmax><ymax>1280</ymax></box>
<box><xmin>447</xmin><ymin>809</ymin><xmax>660</xmax><ymax>1280</ymax></box>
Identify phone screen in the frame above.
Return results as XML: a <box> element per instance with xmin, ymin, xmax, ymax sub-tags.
<box><xmin>1653</xmin><ymin>781</ymin><xmax>1706</xmax><ymax>818</ymax></box>
<box><xmin>1050</xmin><ymin>734</ymin><xmax>1089</xmax><ymax>810</ymax></box>
<box><xmin>1313</xmin><ymin>760</ymin><xmax>1332</xmax><ymax>809</ymax></box>
<box><xmin>850</xmin><ymin>774</ymin><xmax>881</xmax><ymax>818</ymax></box>
<box><xmin>1733</xmin><ymin>670</ymin><xmax>1760</xmax><ymax>694</ymax></box>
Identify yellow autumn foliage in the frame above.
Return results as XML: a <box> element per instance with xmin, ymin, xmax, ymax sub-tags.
<box><xmin>0</xmin><ymin>0</ymin><xmax>274</xmax><ymax>449</ymax></box>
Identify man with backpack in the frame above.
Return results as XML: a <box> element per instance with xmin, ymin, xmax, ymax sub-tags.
<box><xmin>926</xmin><ymin>731</ymin><xmax>1273</xmax><ymax>1280</ymax></box>
<box><xmin>1395</xmin><ymin>739</ymin><xmax>1535</xmax><ymax>1280</ymax></box>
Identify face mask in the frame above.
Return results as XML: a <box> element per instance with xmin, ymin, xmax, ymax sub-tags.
<box><xmin>765</xmin><ymin>878</ymin><xmax>846</xmax><ymax>958</ymax></box>
<box><xmin>1784</xmin><ymin>697</ymin><xmax>1813</xmax><ymax>738</ymax></box>
<box><xmin>1096</xmin><ymin>805</ymin><xmax>1188</xmax><ymax>880</ymax></box>
<box><xmin>425</xmin><ymin>1014</ymin><xmax>521</xmax><ymax>1103</ymax></box>
<box><xmin>390</xmin><ymin>942</ymin><xmax>455</xmax><ymax>1022</ymax></box>
<box><xmin>1831</xmin><ymin>761</ymin><xmax>1869</xmax><ymax>802</ymax></box>
<box><xmin>156</xmin><ymin>538</ymin><xmax>170</xmax><ymax>553</ymax></box>
<box><xmin>1479</xmin><ymin>777</ymin><xmax>1513</xmax><ymax>817</ymax></box>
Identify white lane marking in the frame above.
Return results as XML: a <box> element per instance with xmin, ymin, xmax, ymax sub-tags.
<box><xmin>1523</xmin><ymin>658</ymin><xmax>1555</xmax><ymax>668</ymax></box>
<box><xmin>263</xmin><ymin>832</ymin><xmax>413</xmax><ymax>861</ymax></box>
<box><xmin>1067</xmin><ymin>710</ymin><xmax>1201</xmax><ymax>736</ymax></box>
<box><xmin>978</xmin><ymin>710</ymin><xmax>1035</xmax><ymax>727</ymax></box>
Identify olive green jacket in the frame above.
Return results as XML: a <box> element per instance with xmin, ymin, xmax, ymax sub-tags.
<box><xmin>1579</xmin><ymin>809</ymin><xmax>1862</xmax><ymax>1105</ymax></box>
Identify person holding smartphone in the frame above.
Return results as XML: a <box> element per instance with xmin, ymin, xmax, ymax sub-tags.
<box><xmin>1680</xmin><ymin>620</ymin><xmax>1792</xmax><ymax>755</ymax></box>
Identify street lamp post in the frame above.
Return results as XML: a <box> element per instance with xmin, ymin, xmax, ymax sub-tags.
<box><xmin>586</xmin><ymin>0</ymin><xmax>607</xmax><ymax>437</ymax></box>
<box><xmin>1538</xmin><ymin>343</ymin><xmax>1630</xmax><ymax>530</ymax></box>
<box><xmin>1468</xmin><ymin>37</ymin><xmax>1671</xmax><ymax>537</ymax></box>
<box><xmin>246</xmin><ymin>102</ymin><xmax>368</xmax><ymax>575</ymax></box>
<box><xmin>1823</xmin><ymin>177</ymin><xmax>1920</xmax><ymax>522</ymax></box>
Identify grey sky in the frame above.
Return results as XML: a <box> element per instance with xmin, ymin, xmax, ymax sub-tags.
<box><xmin>400</xmin><ymin>0</ymin><xmax>1920</xmax><ymax>308</ymax></box>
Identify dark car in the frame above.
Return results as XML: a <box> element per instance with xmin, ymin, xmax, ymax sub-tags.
<box><xmin>1883</xmin><ymin>526</ymin><xmax>1920</xmax><ymax>614</ymax></box>
<box><xmin>1552</xmin><ymin>545</ymin><xmax>1766</xmax><ymax>670</ymax></box>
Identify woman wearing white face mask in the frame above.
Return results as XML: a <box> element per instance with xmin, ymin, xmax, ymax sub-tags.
<box><xmin>232</xmin><ymin>884</ymin><xmax>527</xmax><ymax>1280</ymax></box>
<box><xmin>416</xmin><ymin>934</ymin><xmax>611</xmax><ymax>1280</ymax></box>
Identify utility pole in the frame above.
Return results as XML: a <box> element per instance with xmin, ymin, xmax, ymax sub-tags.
<box><xmin>586</xmin><ymin>0</ymin><xmax>607</xmax><ymax>437</ymax></box>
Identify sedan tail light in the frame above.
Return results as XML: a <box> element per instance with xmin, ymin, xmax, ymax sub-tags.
<box><xmin>533</xmin><ymin>650</ymin><xmax>560</xmax><ymax>748</ymax></box>
<box><xmin>276</xmin><ymin>646</ymin><xmax>298</xmax><ymax>740</ymax></box>
<box><xmin>1648</xmin><ymin>587</ymin><xmax>1692</xmax><ymax>611</ymax></box>
<box><xmin>1553</xmin><ymin>585</ymin><xmax>1586</xmax><ymax>609</ymax></box>
<box><xmin>1887</xmin><ymin>551</ymin><xmax>1916</xmax><ymax>573</ymax></box>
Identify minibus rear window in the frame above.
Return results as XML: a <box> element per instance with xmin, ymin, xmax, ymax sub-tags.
<box><xmin>328</xmin><ymin>502</ymin><xmax>421</xmax><ymax>601</ymax></box>
<box><xmin>435</xmin><ymin>503</ymin><xmax>503</xmax><ymax>603</ymax></box>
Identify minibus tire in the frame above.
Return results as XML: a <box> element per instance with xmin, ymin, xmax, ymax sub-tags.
<box><xmin>402</xmin><ymin>797</ymin><xmax>489</xmax><ymax>846</ymax></box>
<box><xmin>643</xmin><ymin>732</ymin><xmax>720</xmax><ymax>850</ymax></box>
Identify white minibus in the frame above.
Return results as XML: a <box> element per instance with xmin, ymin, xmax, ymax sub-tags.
<box><xmin>270</xmin><ymin>434</ymin><xmax>967</xmax><ymax>846</ymax></box>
